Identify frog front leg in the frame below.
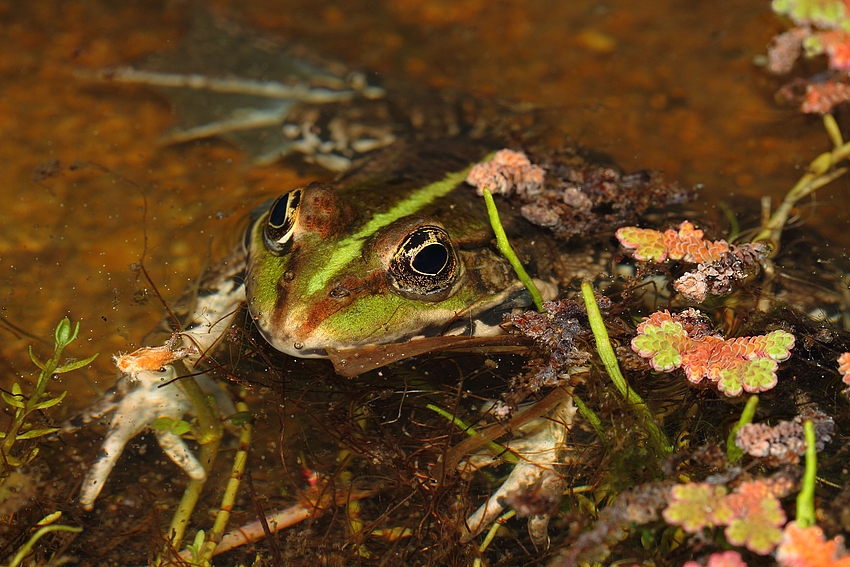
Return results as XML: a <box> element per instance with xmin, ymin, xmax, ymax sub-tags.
<box><xmin>76</xmin><ymin>364</ymin><xmax>199</xmax><ymax>510</ymax></box>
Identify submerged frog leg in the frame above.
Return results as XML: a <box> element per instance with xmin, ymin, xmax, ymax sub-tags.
<box><xmin>77</xmin><ymin>366</ymin><xmax>194</xmax><ymax>509</ymax></box>
<box><xmin>161</xmin><ymin>103</ymin><xmax>295</xmax><ymax>144</ymax></box>
<box><xmin>155</xmin><ymin>429</ymin><xmax>207</xmax><ymax>481</ymax></box>
<box><xmin>80</xmin><ymin>13</ymin><xmax>389</xmax><ymax>171</ymax></box>
<box><xmin>460</xmin><ymin>396</ymin><xmax>576</xmax><ymax>548</ymax></box>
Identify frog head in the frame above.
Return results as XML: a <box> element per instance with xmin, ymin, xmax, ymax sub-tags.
<box><xmin>245</xmin><ymin>162</ymin><xmax>531</xmax><ymax>358</ymax></box>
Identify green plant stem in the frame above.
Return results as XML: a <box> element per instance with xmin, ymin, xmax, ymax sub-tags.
<box><xmin>5</xmin><ymin>524</ymin><xmax>82</xmax><ymax>567</ymax></box>
<box><xmin>482</xmin><ymin>188</ymin><xmax>544</xmax><ymax>312</ymax></box>
<box><xmin>164</xmin><ymin>363</ymin><xmax>225</xmax><ymax>559</ymax></box>
<box><xmin>726</xmin><ymin>395</ymin><xmax>759</xmax><ymax>464</ymax></box>
<box><xmin>755</xmin><ymin>114</ymin><xmax>850</xmax><ymax>255</ymax></box>
<box><xmin>172</xmin><ymin>362</ymin><xmax>223</xmax><ymax>445</ymax></box>
<box><xmin>581</xmin><ymin>281</ymin><xmax>672</xmax><ymax>456</ymax></box>
<box><xmin>796</xmin><ymin>420</ymin><xmax>817</xmax><ymax>528</ymax></box>
<box><xmin>166</xmin><ymin>438</ymin><xmax>221</xmax><ymax>558</ymax></box>
<box><xmin>201</xmin><ymin>402</ymin><xmax>253</xmax><ymax>563</ymax></box>
<box><xmin>426</xmin><ymin>404</ymin><xmax>518</xmax><ymax>464</ymax></box>
<box><xmin>572</xmin><ymin>395</ymin><xmax>607</xmax><ymax>442</ymax></box>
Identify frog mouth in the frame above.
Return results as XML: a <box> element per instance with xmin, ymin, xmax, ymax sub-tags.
<box><xmin>255</xmin><ymin>280</ymin><xmax>532</xmax><ymax>360</ymax></box>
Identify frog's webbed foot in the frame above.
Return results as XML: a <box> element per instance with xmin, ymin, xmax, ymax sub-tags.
<box><xmin>459</xmin><ymin>396</ymin><xmax>576</xmax><ymax>550</ymax></box>
<box><xmin>68</xmin><ymin>342</ymin><xmax>229</xmax><ymax>510</ymax></box>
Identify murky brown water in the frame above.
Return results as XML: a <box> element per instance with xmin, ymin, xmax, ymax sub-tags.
<box><xmin>1</xmin><ymin>0</ymin><xmax>848</xmax><ymax>562</ymax></box>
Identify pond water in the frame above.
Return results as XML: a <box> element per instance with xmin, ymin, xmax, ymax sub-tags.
<box><xmin>0</xmin><ymin>0</ymin><xmax>847</xmax><ymax>563</ymax></box>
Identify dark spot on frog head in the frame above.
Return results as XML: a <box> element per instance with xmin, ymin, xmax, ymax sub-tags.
<box><xmin>329</xmin><ymin>284</ymin><xmax>350</xmax><ymax>299</ymax></box>
<box><xmin>298</xmin><ymin>182</ymin><xmax>355</xmax><ymax>238</ymax></box>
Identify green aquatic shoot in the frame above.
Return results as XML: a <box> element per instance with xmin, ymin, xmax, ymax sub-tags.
<box><xmin>482</xmin><ymin>188</ymin><xmax>544</xmax><ymax>312</ymax></box>
<box><xmin>5</xmin><ymin>522</ymin><xmax>83</xmax><ymax>567</ymax></box>
<box><xmin>198</xmin><ymin>401</ymin><xmax>253</xmax><ymax>564</ymax></box>
<box><xmin>572</xmin><ymin>395</ymin><xmax>607</xmax><ymax>442</ymax></box>
<box><xmin>796</xmin><ymin>420</ymin><xmax>817</xmax><ymax>528</ymax></box>
<box><xmin>426</xmin><ymin>403</ymin><xmax>519</xmax><ymax>464</ymax></box>
<box><xmin>726</xmin><ymin>395</ymin><xmax>759</xmax><ymax>464</ymax></box>
<box><xmin>1</xmin><ymin>317</ymin><xmax>97</xmax><ymax>473</ymax></box>
<box><xmin>755</xmin><ymin>114</ymin><xmax>850</xmax><ymax>255</ymax></box>
<box><xmin>581</xmin><ymin>281</ymin><xmax>672</xmax><ymax>456</ymax></box>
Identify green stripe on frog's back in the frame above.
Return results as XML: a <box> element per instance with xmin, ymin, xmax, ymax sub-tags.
<box><xmin>305</xmin><ymin>156</ymin><xmax>493</xmax><ymax>296</ymax></box>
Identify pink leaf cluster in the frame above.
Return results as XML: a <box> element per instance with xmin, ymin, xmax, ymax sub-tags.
<box><xmin>631</xmin><ymin>309</ymin><xmax>795</xmax><ymax>397</ymax></box>
<box><xmin>684</xmin><ymin>551</ymin><xmax>748</xmax><ymax>567</ymax></box>
<box><xmin>465</xmin><ymin>149</ymin><xmax>545</xmax><ymax>197</ymax></box>
<box><xmin>837</xmin><ymin>352</ymin><xmax>850</xmax><ymax>385</ymax></box>
<box><xmin>616</xmin><ymin>221</ymin><xmax>729</xmax><ymax>264</ymax></box>
<box><xmin>663</xmin><ymin>481</ymin><xmax>786</xmax><ymax>555</ymax></box>
<box><xmin>768</xmin><ymin>0</ymin><xmax>850</xmax><ymax>112</ymax></box>
<box><xmin>777</xmin><ymin>522</ymin><xmax>850</xmax><ymax>567</ymax></box>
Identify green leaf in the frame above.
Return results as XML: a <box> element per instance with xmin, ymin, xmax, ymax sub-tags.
<box><xmin>227</xmin><ymin>411</ymin><xmax>253</xmax><ymax>426</ymax></box>
<box><xmin>54</xmin><ymin>317</ymin><xmax>76</xmax><ymax>349</ymax></box>
<box><xmin>152</xmin><ymin>417</ymin><xmax>176</xmax><ymax>432</ymax></box>
<box><xmin>4</xmin><ymin>454</ymin><xmax>23</xmax><ymax>467</ymax></box>
<box><xmin>16</xmin><ymin>427</ymin><xmax>60</xmax><ymax>440</ymax></box>
<box><xmin>31</xmin><ymin>391</ymin><xmax>67</xmax><ymax>411</ymax></box>
<box><xmin>662</xmin><ymin>483</ymin><xmax>733</xmax><ymax>532</ymax></box>
<box><xmin>2</xmin><ymin>389</ymin><xmax>26</xmax><ymax>409</ymax></box>
<box><xmin>27</xmin><ymin>345</ymin><xmax>46</xmax><ymax>371</ymax></box>
<box><xmin>169</xmin><ymin>420</ymin><xmax>192</xmax><ymax>436</ymax></box>
<box><xmin>54</xmin><ymin>353</ymin><xmax>99</xmax><ymax>374</ymax></box>
<box><xmin>152</xmin><ymin>417</ymin><xmax>191</xmax><ymax>435</ymax></box>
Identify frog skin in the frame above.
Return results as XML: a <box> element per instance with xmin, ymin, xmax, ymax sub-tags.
<box><xmin>244</xmin><ymin>139</ymin><xmax>557</xmax><ymax>358</ymax></box>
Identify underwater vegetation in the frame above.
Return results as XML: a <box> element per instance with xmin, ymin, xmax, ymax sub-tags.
<box><xmin>768</xmin><ymin>0</ymin><xmax>850</xmax><ymax>112</ymax></box>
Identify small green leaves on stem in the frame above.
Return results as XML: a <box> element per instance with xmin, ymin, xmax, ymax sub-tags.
<box><xmin>53</xmin><ymin>317</ymin><xmax>79</xmax><ymax>352</ymax></box>
<box><xmin>1</xmin><ymin>317</ymin><xmax>97</xmax><ymax>473</ymax></box>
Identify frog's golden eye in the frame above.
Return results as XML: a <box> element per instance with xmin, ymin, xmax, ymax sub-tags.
<box><xmin>263</xmin><ymin>189</ymin><xmax>302</xmax><ymax>255</ymax></box>
<box><xmin>389</xmin><ymin>226</ymin><xmax>458</xmax><ymax>297</ymax></box>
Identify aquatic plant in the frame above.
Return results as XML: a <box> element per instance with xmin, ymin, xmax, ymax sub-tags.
<box><xmin>0</xmin><ymin>317</ymin><xmax>97</xmax><ymax>473</ymax></box>
<box><xmin>837</xmin><ymin>352</ymin><xmax>850</xmax><ymax>384</ymax></box>
<box><xmin>616</xmin><ymin>221</ymin><xmax>729</xmax><ymax>263</ymax></box>
<box><xmin>616</xmin><ymin>222</ymin><xmax>767</xmax><ymax>302</ymax></box>
<box><xmin>735</xmin><ymin>406</ymin><xmax>834</xmax><ymax>465</ymax></box>
<box><xmin>631</xmin><ymin>309</ymin><xmax>795</xmax><ymax>396</ymax></box>
<box><xmin>663</xmin><ymin>480</ymin><xmax>786</xmax><ymax>555</ymax></box>
<box><xmin>684</xmin><ymin>550</ymin><xmax>748</xmax><ymax>567</ymax></box>
<box><xmin>768</xmin><ymin>0</ymin><xmax>850</xmax><ymax>112</ymax></box>
<box><xmin>777</xmin><ymin>522</ymin><xmax>850</xmax><ymax>567</ymax></box>
<box><xmin>466</xmin><ymin>149</ymin><xmax>545</xmax><ymax>197</ymax></box>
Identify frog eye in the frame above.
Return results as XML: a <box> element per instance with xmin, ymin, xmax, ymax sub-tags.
<box><xmin>389</xmin><ymin>226</ymin><xmax>458</xmax><ymax>297</ymax></box>
<box><xmin>263</xmin><ymin>189</ymin><xmax>302</xmax><ymax>255</ymax></box>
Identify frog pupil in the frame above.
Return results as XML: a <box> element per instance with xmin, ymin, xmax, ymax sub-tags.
<box><xmin>412</xmin><ymin>243</ymin><xmax>449</xmax><ymax>275</ymax></box>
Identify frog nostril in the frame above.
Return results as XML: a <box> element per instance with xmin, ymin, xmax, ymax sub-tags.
<box><xmin>329</xmin><ymin>285</ymin><xmax>350</xmax><ymax>299</ymax></box>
